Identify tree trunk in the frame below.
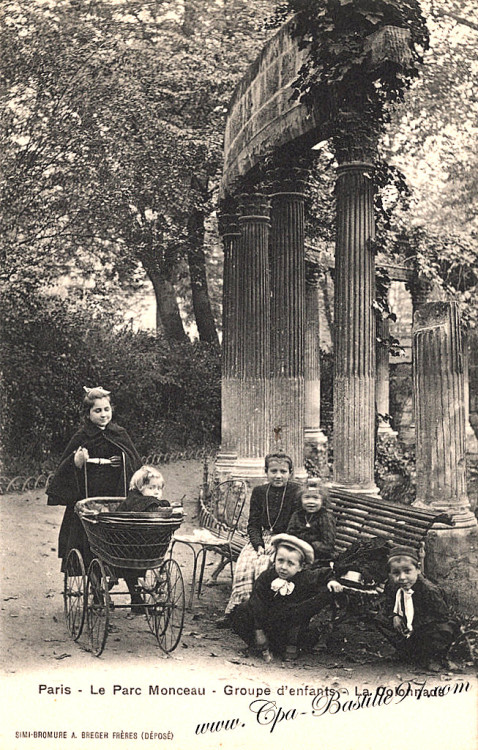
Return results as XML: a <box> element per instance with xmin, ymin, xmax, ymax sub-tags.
<box><xmin>319</xmin><ymin>274</ymin><xmax>334</xmax><ymax>341</ymax></box>
<box><xmin>142</xmin><ymin>258</ymin><xmax>189</xmax><ymax>344</ymax></box>
<box><xmin>187</xmin><ymin>205</ymin><xmax>219</xmax><ymax>346</ymax></box>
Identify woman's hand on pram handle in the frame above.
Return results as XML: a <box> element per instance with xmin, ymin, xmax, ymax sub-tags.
<box><xmin>74</xmin><ymin>446</ymin><xmax>89</xmax><ymax>468</ymax></box>
<box><xmin>85</xmin><ymin>457</ymin><xmax>120</xmax><ymax>466</ymax></box>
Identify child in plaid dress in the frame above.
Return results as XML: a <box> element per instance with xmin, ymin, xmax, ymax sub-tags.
<box><xmin>220</xmin><ymin>453</ymin><xmax>302</xmax><ymax>623</ymax></box>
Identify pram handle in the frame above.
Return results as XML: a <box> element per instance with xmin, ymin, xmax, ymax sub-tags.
<box><xmin>83</xmin><ymin>452</ymin><xmax>127</xmax><ymax>498</ymax></box>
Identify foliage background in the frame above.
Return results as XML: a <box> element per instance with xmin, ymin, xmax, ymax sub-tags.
<box><xmin>1</xmin><ymin>0</ymin><xmax>477</xmax><ymax>475</ymax></box>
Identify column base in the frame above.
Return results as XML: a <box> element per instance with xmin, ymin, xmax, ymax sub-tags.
<box><xmin>413</xmin><ymin>499</ymin><xmax>478</xmax><ymax>528</ymax></box>
<box><xmin>304</xmin><ymin>427</ymin><xmax>328</xmax><ymax>447</ymax></box>
<box><xmin>214</xmin><ymin>450</ymin><xmax>238</xmax><ymax>482</ymax></box>
<box><xmin>229</xmin><ymin>457</ymin><xmax>267</xmax><ymax>487</ymax></box>
<box><xmin>330</xmin><ymin>481</ymin><xmax>380</xmax><ymax>496</ymax></box>
<box><xmin>377</xmin><ymin>425</ymin><xmax>398</xmax><ymax>439</ymax></box>
<box><xmin>424</xmin><ymin>525</ymin><xmax>478</xmax><ymax>614</ymax></box>
<box><xmin>304</xmin><ymin>429</ymin><xmax>329</xmax><ymax>479</ymax></box>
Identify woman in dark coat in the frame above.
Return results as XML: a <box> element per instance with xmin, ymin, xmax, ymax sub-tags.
<box><xmin>47</xmin><ymin>387</ymin><xmax>141</xmax><ymax>573</ymax></box>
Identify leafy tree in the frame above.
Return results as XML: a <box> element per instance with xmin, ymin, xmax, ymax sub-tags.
<box><xmin>0</xmin><ymin>0</ymin><xmax>275</xmax><ymax>342</ymax></box>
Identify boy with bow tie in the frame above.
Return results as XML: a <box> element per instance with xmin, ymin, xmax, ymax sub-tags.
<box><xmin>229</xmin><ymin>533</ymin><xmax>343</xmax><ymax>662</ymax></box>
<box><xmin>375</xmin><ymin>546</ymin><xmax>458</xmax><ymax>671</ymax></box>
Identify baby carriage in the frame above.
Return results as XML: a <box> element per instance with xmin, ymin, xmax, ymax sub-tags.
<box><xmin>62</xmin><ymin>458</ymin><xmax>185</xmax><ymax>656</ymax></box>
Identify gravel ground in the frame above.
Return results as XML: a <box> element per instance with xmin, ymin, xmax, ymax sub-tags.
<box><xmin>1</xmin><ymin>459</ymin><xmax>476</xmax><ymax>750</ymax></box>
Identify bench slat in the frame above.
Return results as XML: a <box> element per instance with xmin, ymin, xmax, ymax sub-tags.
<box><xmin>198</xmin><ymin>480</ymin><xmax>454</xmax><ymax>567</ymax></box>
<box><xmin>331</xmin><ymin>500</ymin><xmax>434</xmax><ymax>529</ymax></box>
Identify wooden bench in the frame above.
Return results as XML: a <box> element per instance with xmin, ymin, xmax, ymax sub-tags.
<box><xmin>197</xmin><ymin>477</ymin><xmax>478</xmax><ymax>662</ymax></box>
<box><xmin>198</xmin><ymin>480</ymin><xmax>454</xmax><ymax>577</ymax></box>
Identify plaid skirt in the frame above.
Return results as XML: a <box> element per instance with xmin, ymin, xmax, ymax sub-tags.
<box><xmin>225</xmin><ymin>532</ymin><xmax>274</xmax><ymax>614</ymax></box>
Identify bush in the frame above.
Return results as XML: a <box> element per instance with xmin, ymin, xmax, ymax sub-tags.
<box><xmin>375</xmin><ymin>438</ymin><xmax>416</xmax><ymax>504</ymax></box>
<box><xmin>0</xmin><ymin>288</ymin><xmax>220</xmax><ymax>472</ymax></box>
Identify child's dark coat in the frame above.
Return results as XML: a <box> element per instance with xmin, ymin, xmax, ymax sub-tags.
<box><xmin>287</xmin><ymin>507</ymin><xmax>336</xmax><ymax>562</ymax></box>
<box><xmin>375</xmin><ymin>573</ymin><xmax>458</xmax><ymax>663</ymax></box>
<box><xmin>116</xmin><ymin>489</ymin><xmax>170</xmax><ymax>512</ymax></box>
<box><xmin>230</xmin><ymin>565</ymin><xmax>334</xmax><ymax>655</ymax></box>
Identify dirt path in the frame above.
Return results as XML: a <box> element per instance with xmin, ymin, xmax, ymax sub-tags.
<box><xmin>1</xmin><ymin>459</ymin><xmax>476</xmax><ymax>749</ymax></box>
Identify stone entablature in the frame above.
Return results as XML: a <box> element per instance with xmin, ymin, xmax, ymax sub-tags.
<box><xmin>221</xmin><ymin>19</ymin><xmax>323</xmax><ymax>197</ymax></box>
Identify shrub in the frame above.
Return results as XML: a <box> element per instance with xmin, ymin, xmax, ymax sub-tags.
<box><xmin>0</xmin><ymin>288</ymin><xmax>220</xmax><ymax>472</ymax></box>
<box><xmin>375</xmin><ymin>438</ymin><xmax>416</xmax><ymax>504</ymax></box>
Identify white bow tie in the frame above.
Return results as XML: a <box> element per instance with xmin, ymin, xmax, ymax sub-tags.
<box><xmin>393</xmin><ymin>587</ymin><xmax>415</xmax><ymax>634</ymax></box>
<box><xmin>271</xmin><ymin>578</ymin><xmax>295</xmax><ymax>596</ymax></box>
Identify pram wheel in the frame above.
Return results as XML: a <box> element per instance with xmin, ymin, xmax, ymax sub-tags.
<box><xmin>155</xmin><ymin>559</ymin><xmax>185</xmax><ymax>653</ymax></box>
<box><xmin>63</xmin><ymin>548</ymin><xmax>86</xmax><ymax>641</ymax></box>
<box><xmin>86</xmin><ymin>558</ymin><xmax>110</xmax><ymax>656</ymax></box>
<box><xmin>142</xmin><ymin>568</ymin><xmax>166</xmax><ymax>635</ymax></box>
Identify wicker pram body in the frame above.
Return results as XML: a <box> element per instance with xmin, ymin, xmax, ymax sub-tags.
<box><xmin>76</xmin><ymin>497</ymin><xmax>183</xmax><ymax>570</ymax></box>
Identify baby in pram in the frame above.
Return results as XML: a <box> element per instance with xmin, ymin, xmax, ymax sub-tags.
<box><xmin>114</xmin><ymin>466</ymin><xmax>171</xmax><ymax>613</ymax></box>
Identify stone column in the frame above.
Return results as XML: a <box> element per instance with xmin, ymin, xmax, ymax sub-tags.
<box><xmin>333</xmin><ymin>139</ymin><xmax>378</xmax><ymax>492</ymax></box>
<box><xmin>466</xmin><ymin>330</ymin><xmax>478</xmax><ymax>513</ymax></box>
<box><xmin>231</xmin><ymin>190</ymin><xmax>272</xmax><ymax>480</ymax></box>
<box><xmin>376</xmin><ymin>315</ymin><xmax>398</xmax><ymax>439</ymax></box>
<box><xmin>304</xmin><ymin>263</ymin><xmax>328</xmax><ymax>474</ymax></box>
<box><xmin>413</xmin><ymin>301</ymin><xmax>475</xmax><ymax>523</ymax></box>
<box><xmin>400</xmin><ymin>273</ymin><xmax>435</xmax><ymax>445</ymax></box>
<box><xmin>268</xmin><ymin>164</ymin><xmax>307</xmax><ymax>478</ymax></box>
<box><xmin>413</xmin><ymin>301</ymin><xmax>478</xmax><ymax>610</ymax></box>
<box><xmin>463</xmin><ymin>332</ymin><xmax>478</xmax><ymax>453</ymax></box>
<box><xmin>216</xmin><ymin>202</ymin><xmax>241</xmax><ymax>476</ymax></box>
<box><xmin>469</xmin><ymin>330</ymin><xmax>478</xmax><ymax>433</ymax></box>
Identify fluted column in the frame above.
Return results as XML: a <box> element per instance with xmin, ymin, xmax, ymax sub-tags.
<box><xmin>268</xmin><ymin>164</ymin><xmax>307</xmax><ymax>477</ymax></box>
<box><xmin>413</xmin><ymin>301</ymin><xmax>475</xmax><ymax>525</ymax></box>
<box><xmin>333</xmin><ymin>159</ymin><xmax>378</xmax><ymax>492</ymax></box>
<box><xmin>376</xmin><ymin>315</ymin><xmax>398</xmax><ymax>439</ymax></box>
<box><xmin>413</xmin><ymin>302</ymin><xmax>477</xmax><ymax>610</ymax></box>
<box><xmin>216</xmin><ymin>202</ymin><xmax>241</xmax><ymax>476</ymax></box>
<box><xmin>232</xmin><ymin>191</ymin><xmax>272</xmax><ymax>479</ymax></box>
<box><xmin>463</xmin><ymin>332</ymin><xmax>478</xmax><ymax>453</ymax></box>
<box><xmin>304</xmin><ymin>263</ymin><xmax>328</xmax><ymax>474</ymax></box>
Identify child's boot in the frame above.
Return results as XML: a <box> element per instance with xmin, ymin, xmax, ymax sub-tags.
<box><xmin>284</xmin><ymin>644</ymin><xmax>298</xmax><ymax>661</ymax></box>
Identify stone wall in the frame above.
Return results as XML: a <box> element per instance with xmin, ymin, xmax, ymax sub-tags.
<box><xmin>221</xmin><ymin>20</ymin><xmax>324</xmax><ymax>196</ymax></box>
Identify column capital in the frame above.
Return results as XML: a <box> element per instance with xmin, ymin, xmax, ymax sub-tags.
<box><xmin>336</xmin><ymin>160</ymin><xmax>375</xmax><ymax>176</ymax></box>
<box><xmin>332</xmin><ymin>109</ymin><xmax>379</xmax><ymax>165</ymax></box>
<box><xmin>268</xmin><ymin>164</ymin><xmax>310</xmax><ymax>198</ymax></box>
<box><xmin>218</xmin><ymin>212</ymin><xmax>241</xmax><ymax>239</ymax></box>
<box><xmin>238</xmin><ymin>192</ymin><xmax>270</xmax><ymax>224</ymax></box>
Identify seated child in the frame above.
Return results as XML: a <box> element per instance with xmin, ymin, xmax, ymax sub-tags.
<box><xmin>116</xmin><ymin>465</ymin><xmax>170</xmax><ymax>512</ymax></box>
<box><xmin>229</xmin><ymin>533</ymin><xmax>343</xmax><ymax>662</ymax></box>
<box><xmin>222</xmin><ymin>452</ymin><xmax>302</xmax><ymax>620</ymax></box>
<box><xmin>287</xmin><ymin>482</ymin><xmax>336</xmax><ymax>565</ymax></box>
<box><xmin>115</xmin><ymin>466</ymin><xmax>170</xmax><ymax>613</ymax></box>
<box><xmin>374</xmin><ymin>545</ymin><xmax>458</xmax><ymax>671</ymax></box>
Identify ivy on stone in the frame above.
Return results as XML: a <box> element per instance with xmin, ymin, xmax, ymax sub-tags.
<box><xmin>269</xmin><ymin>0</ymin><xmax>429</xmax><ymax>152</ymax></box>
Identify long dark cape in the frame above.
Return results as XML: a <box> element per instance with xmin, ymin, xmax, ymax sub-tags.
<box><xmin>46</xmin><ymin>421</ymin><xmax>141</xmax><ymax>506</ymax></box>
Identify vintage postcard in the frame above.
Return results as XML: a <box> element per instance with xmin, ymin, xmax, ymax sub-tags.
<box><xmin>1</xmin><ymin>0</ymin><xmax>477</xmax><ymax>748</ymax></box>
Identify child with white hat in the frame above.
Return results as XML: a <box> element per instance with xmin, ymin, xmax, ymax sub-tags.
<box><xmin>229</xmin><ymin>533</ymin><xmax>343</xmax><ymax>662</ymax></box>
